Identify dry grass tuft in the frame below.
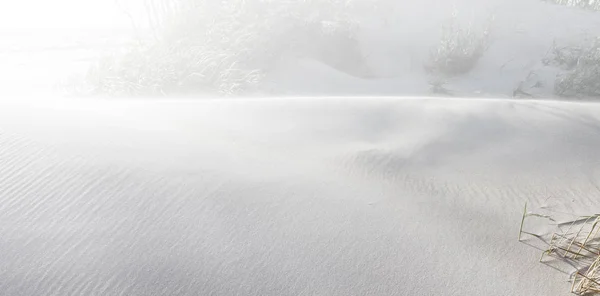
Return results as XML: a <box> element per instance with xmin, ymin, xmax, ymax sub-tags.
<box><xmin>520</xmin><ymin>204</ymin><xmax>600</xmax><ymax>295</ymax></box>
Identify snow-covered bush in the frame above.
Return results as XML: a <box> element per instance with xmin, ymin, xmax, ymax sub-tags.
<box><xmin>86</xmin><ymin>0</ymin><xmax>371</xmax><ymax>96</ymax></box>
<box><xmin>546</xmin><ymin>38</ymin><xmax>600</xmax><ymax>98</ymax></box>
<box><xmin>425</xmin><ymin>12</ymin><xmax>492</xmax><ymax>77</ymax></box>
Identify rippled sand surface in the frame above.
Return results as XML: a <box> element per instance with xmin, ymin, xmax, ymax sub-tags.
<box><xmin>0</xmin><ymin>97</ymin><xmax>599</xmax><ymax>295</ymax></box>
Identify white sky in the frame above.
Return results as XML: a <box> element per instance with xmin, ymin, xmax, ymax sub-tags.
<box><xmin>0</xmin><ymin>0</ymin><xmax>135</xmax><ymax>29</ymax></box>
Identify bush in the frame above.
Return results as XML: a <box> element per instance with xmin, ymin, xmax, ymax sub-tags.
<box><xmin>86</xmin><ymin>0</ymin><xmax>371</xmax><ymax>97</ymax></box>
<box><xmin>425</xmin><ymin>11</ymin><xmax>492</xmax><ymax>77</ymax></box>
<box><xmin>545</xmin><ymin>38</ymin><xmax>600</xmax><ymax>98</ymax></box>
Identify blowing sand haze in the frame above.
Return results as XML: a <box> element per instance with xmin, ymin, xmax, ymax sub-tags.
<box><xmin>0</xmin><ymin>97</ymin><xmax>598</xmax><ymax>295</ymax></box>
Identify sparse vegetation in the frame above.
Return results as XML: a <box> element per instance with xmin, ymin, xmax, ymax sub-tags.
<box><xmin>86</xmin><ymin>0</ymin><xmax>371</xmax><ymax>97</ymax></box>
<box><xmin>80</xmin><ymin>0</ymin><xmax>600</xmax><ymax>98</ymax></box>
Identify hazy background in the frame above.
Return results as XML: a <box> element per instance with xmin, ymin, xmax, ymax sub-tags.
<box><xmin>2</xmin><ymin>0</ymin><xmax>600</xmax><ymax>99</ymax></box>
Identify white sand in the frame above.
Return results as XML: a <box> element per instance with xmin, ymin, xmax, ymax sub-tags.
<box><xmin>0</xmin><ymin>96</ymin><xmax>598</xmax><ymax>295</ymax></box>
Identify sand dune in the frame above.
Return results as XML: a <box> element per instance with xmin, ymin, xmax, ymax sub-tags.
<box><xmin>0</xmin><ymin>97</ymin><xmax>598</xmax><ymax>295</ymax></box>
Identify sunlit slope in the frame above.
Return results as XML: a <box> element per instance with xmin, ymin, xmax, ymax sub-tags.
<box><xmin>0</xmin><ymin>97</ymin><xmax>598</xmax><ymax>295</ymax></box>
